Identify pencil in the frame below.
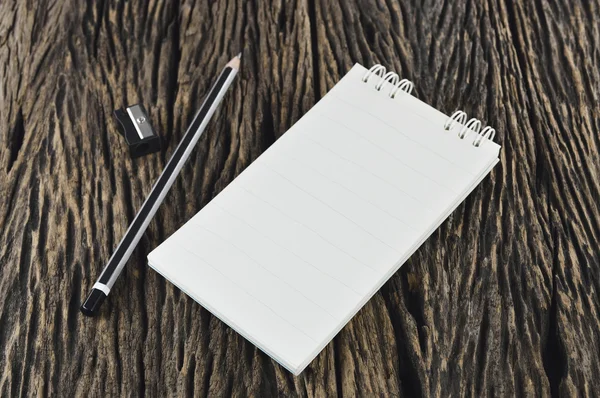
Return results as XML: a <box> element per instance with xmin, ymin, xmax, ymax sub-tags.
<box><xmin>81</xmin><ymin>54</ymin><xmax>241</xmax><ymax>316</ymax></box>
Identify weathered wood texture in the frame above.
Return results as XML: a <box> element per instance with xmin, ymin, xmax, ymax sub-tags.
<box><xmin>1</xmin><ymin>0</ymin><xmax>599</xmax><ymax>396</ymax></box>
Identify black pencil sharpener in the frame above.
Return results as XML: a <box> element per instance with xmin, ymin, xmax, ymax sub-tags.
<box><xmin>114</xmin><ymin>104</ymin><xmax>161</xmax><ymax>158</ymax></box>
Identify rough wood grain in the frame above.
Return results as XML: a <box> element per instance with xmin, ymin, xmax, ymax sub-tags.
<box><xmin>1</xmin><ymin>0</ymin><xmax>599</xmax><ymax>396</ymax></box>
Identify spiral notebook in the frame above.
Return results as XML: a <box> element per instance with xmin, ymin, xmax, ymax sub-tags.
<box><xmin>148</xmin><ymin>63</ymin><xmax>501</xmax><ymax>375</ymax></box>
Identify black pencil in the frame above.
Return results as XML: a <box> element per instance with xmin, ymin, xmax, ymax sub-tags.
<box><xmin>81</xmin><ymin>54</ymin><xmax>241</xmax><ymax>316</ymax></box>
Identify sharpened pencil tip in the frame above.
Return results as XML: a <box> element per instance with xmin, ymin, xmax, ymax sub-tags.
<box><xmin>227</xmin><ymin>54</ymin><xmax>241</xmax><ymax>70</ymax></box>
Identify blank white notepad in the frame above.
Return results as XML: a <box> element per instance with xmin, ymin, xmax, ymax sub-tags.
<box><xmin>148</xmin><ymin>63</ymin><xmax>501</xmax><ymax>375</ymax></box>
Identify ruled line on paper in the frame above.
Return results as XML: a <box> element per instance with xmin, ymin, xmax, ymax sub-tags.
<box><xmin>288</xmin><ymin>130</ymin><xmax>438</xmax><ymax>211</ymax></box>
<box><xmin>316</xmin><ymin>112</ymin><xmax>460</xmax><ymax>194</ymax></box>
<box><xmin>189</xmin><ymin>221</ymin><xmax>345</xmax><ymax>321</ymax></box>
<box><xmin>250</xmin><ymin>161</ymin><xmax>409</xmax><ymax>252</ymax></box>
<box><xmin>233</xmin><ymin>184</ymin><xmax>382</xmax><ymax>273</ymax></box>
<box><xmin>178</xmin><ymin>245</ymin><xmax>320</xmax><ymax>344</ymax></box>
<box><xmin>328</xmin><ymin>91</ymin><xmax>481</xmax><ymax>174</ymax></box>
<box><xmin>205</xmin><ymin>202</ymin><xmax>370</xmax><ymax>297</ymax></box>
<box><xmin>261</xmin><ymin>141</ymin><xmax>424</xmax><ymax>232</ymax></box>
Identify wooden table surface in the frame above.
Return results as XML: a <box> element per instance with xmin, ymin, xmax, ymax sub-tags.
<box><xmin>1</xmin><ymin>0</ymin><xmax>599</xmax><ymax>396</ymax></box>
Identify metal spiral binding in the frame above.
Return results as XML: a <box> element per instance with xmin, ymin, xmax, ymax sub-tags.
<box><xmin>362</xmin><ymin>64</ymin><xmax>414</xmax><ymax>96</ymax></box>
<box><xmin>364</xmin><ymin>64</ymin><xmax>496</xmax><ymax>147</ymax></box>
<box><xmin>444</xmin><ymin>111</ymin><xmax>496</xmax><ymax>146</ymax></box>
<box><xmin>473</xmin><ymin>126</ymin><xmax>496</xmax><ymax>147</ymax></box>
<box><xmin>444</xmin><ymin>111</ymin><xmax>468</xmax><ymax>131</ymax></box>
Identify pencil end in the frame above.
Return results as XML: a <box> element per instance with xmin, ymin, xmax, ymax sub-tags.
<box><xmin>80</xmin><ymin>288</ymin><xmax>107</xmax><ymax>317</ymax></box>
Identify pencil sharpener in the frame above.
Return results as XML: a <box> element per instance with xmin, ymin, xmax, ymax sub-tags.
<box><xmin>114</xmin><ymin>104</ymin><xmax>161</xmax><ymax>158</ymax></box>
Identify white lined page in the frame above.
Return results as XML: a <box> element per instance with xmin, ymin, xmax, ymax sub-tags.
<box><xmin>148</xmin><ymin>63</ymin><xmax>501</xmax><ymax>375</ymax></box>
